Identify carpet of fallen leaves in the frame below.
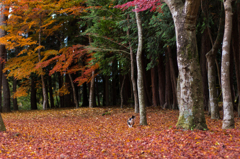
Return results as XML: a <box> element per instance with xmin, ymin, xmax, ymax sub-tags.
<box><xmin>0</xmin><ymin>107</ymin><xmax>240</xmax><ymax>159</ymax></box>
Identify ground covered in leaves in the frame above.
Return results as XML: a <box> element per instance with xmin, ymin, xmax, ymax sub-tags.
<box><xmin>0</xmin><ymin>107</ymin><xmax>240</xmax><ymax>158</ymax></box>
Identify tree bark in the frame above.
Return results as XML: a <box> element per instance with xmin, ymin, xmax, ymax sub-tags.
<box><xmin>221</xmin><ymin>0</ymin><xmax>234</xmax><ymax>129</ymax></box>
<box><xmin>164</xmin><ymin>0</ymin><xmax>207</xmax><ymax>130</ymax></box>
<box><xmin>135</xmin><ymin>5</ymin><xmax>147</xmax><ymax>125</ymax></box>
<box><xmin>120</xmin><ymin>75</ymin><xmax>125</xmax><ymax>108</ymax></box>
<box><xmin>2</xmin><ymin>73</ymin><xmax>10</xmax><ymax>112</ymax></box>
<box><xmin>68</xmin><ymin>73</ymin><xmax>78</xmax><ymax>108</ymax></box>
<box><xmin>0</xmin><ymin>113</ymin><xmax>5</xmax><ymax>131</ymax></box>
<box><xmin>128</xmin><ymin>15</ymin><xmax>139</xmax><ymax>112</ymax></box>
<box><xmin>237</xmin><ymin>3</ymin><xmax>240</xmax><ymax>117</ymax></box>
<box><xmin>82</xmin><ymin>82</ymin><xmax>89</xmax><ymax>106</ymax></box>
<box><xmin>151</xmin><ymin>66</ymin><xmax>159</xmax><ymax>107</ymax></box>
<box><xmin>89</xmin><ymin>71</ymin><xmax>95</xmax><ymax>108</ymax></box>
<box><xmin>38</xmin><ymin>14</ymin><xmax>47</xmax><ymax>110</ymax></box>
<box><xmin>201</xmin><ymin>29</ymin><xmax>210</xmax><ymax>111</ymax></box>
<box><xmin>164</xmin><ymin>51</ymin><xmax>172</xmax><ymax>109</ymax></box>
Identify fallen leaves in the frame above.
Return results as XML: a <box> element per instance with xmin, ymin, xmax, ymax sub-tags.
<box><xmin>0</xmin><ymin>107</ymin><xmax>240</xmax><ymax>158</ymax></box>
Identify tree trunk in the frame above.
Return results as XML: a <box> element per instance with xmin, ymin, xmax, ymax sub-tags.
<box><xmin>58</xmin><ymin>73</ymin><xmax>64</xmax><ymax>108</ymax></box>
<box><xmin>48</xmin><ymin>75</ymin><xmax>54</xmax><ymax>108</ymax></box>
<box><xmin>237</xmin><ymin>3</ymin><xmax>240</xmax><ymax>117</ymax></box>
<box><xmin>112</xmin><ymin>60</ymin><xmax>117</xmax><ymax>106</ymax></box>
<box><xmin>12</xmin><ymin>78</ymin><xmax>18</xmax><ymax>111</ymax></box>
<box><xmin>221</xmin><ymin>0</ymin><xmax>234</xmax><ymax>129</ymax></box>
<box><xmin>104</xmin><ymin>75</ymin><xmax>109</xmax><ymax>106</ymax></box>
<box><xmin>128</xmin><ymin>14</ymin><xmax>139</xmax><ymax>113</ymax></box>
<box><xmin>0</xmin><ymin>113</ymin><xmax>5</xmax><ymax>131</ymax></box>
<box><xmin>135</xmin><ymin>5</ymin><xmax>147</xmax><ymax>125</ymax></box>
<box><xmin>68</xmin><ymin>73</ymin><xmax>78</xmax><ymax>108</ymax></box>
<box><xmin>201</xmin><ymin>29</ymin><xmax>210</xmax><ymax>111</ymax></box>
<box><xmin>168</xmin><ymin>47</ymin><xmax>177</xmax><ymax>109</ymax></box>
<box><xmin>158</xmin><ymin>54</ymin><xmax>165</xmax><ymax>108</ymax></box>
<box><xmin>89</xmin><ymin>71</ymin><xmax>95</xmax><ymax>108</ymax></box>
<box><xmin>31</xmin><ymin>76</ymin><xmax>37</xmax><ymax>110</ymax></box>
<box><xmin>120</xmin><ymin>75</ymin><xmax>125</xmax><ymax>108</ymax></box>
<box><xmin>151</xmin><ymin>66</ymin><xmax>158</xmax><ymax>107</ymax></box>
<box><xmin>164</xmin><ymin>0</ymin><xmax>207</xmax><ymax>130</ymax></box>
<box><xmin>2</xmin><ymin>73</ymin><xmax>10</xmax><ymax>112</ymax></box>
<box><xmin>38</xmin><ymin>14</ymin><xmax>47</xmax><ymax>110</ymax></box>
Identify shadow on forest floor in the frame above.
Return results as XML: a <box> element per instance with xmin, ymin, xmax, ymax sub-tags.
<box><xmin>0</xmin><ymin>107</ymin><xmax>239</xmax><ymax>158</ymax></box>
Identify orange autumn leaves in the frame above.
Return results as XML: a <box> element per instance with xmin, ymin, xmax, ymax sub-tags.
<box><xmin>1</xmin><ymin>108</ymin><xmax>240</xmax><ymax>158</ymax></box>
<box><xmin>0</xmin><ymin>0</ymin><xmax>99</xmax><ymax>97</ymax></box>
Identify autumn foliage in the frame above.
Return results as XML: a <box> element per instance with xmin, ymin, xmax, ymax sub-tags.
<box><xmin>0</xmin><ymin>108</ymin><xmax>240</xmax><ymax>158</ymax></box>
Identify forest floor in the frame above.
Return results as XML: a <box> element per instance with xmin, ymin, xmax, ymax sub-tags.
<box><xmin>0</xmin><ymin>107</ymin><xmax>240</xmax><ymax>159</ymax></box>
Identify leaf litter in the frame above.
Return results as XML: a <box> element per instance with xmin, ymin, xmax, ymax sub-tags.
<box><xmin>0</xmin><ymin>107</ymin><xmax>240</xmax><ymax>158</ymax></box>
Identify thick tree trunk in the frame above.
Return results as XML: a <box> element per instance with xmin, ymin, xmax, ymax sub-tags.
<box><xmin>0</xmin><ymin>113</ymin><xmax>5</xmax><ymax>131</ymax></box>
<box><xmin>164</xmin><ymin>0</ymin><xmax>207</xmax><ymax>130</ymax></box>
<box><xmin>157</xmin><ymin>54</ymin><xmax>165</xmax><ymax>107</ymax></box>
<box><xmin>38</xmin><ymin>15</ymin><xmax>47</xmax><ymax>110</ymax></box>
<box><xmin>31</xmin><ymin>76</ymin><xmax>37</xmax><ymax>110</ymax></box>
<box><xmin>221</xmin><ymin>0</ymin><xmax>234</xmax><ymax>129</ymax></box>
<box><xmin>12</xmin><ymin>78</ymin><xmax>18</xmax><ymax>111</ymax></box>
<box><xmin>135</xmin><ymin>5</ymin><xmax>147</xmax><ymax>125</ymax></box>
<box><xmin>89</xmin><ymin>71</ymin><xmax>95</xmax><ymax>108</ymax></box>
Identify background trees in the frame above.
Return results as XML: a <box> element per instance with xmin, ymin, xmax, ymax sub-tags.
<box><xmin>0</xmin><ymin>0</ymin><xmax>239</xmax><ymax>130</ymax></box>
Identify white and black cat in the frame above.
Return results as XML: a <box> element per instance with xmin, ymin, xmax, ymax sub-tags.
<box><xmin>127</xmin><ymin>116</ymin><xmax>135</xmax><ymax>127</ymax></box>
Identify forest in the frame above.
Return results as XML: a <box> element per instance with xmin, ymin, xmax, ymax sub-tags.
<box><xmin>0</xmin><ymin>0</ymin><xmax>240</xmax><ymax>158</ymax></box>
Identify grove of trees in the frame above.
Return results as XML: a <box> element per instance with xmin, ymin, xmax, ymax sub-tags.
<box><xmin>0</xmin><ymin>0</ymin><xmax>239</xmax><ymax>131</ymax></box>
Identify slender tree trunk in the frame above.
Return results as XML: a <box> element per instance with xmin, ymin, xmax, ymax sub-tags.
<box><xmin>89</xmin><ymin>71</ymin><xmax>95</xmax><ymax>108</ymax></box>
<box><xmin>221</xmin><ymin>0</ymin><xmax>234</xmax><ymax>129</ymax></box>
<box><xmin>0</xmin><ymin>113</ymin><xmax>5</xmax><ymax>131</ymax></box>
<box><xmin>164</xmin><ymin>0</ymin><xmax>207</xmax><ymax>130</ymax></box>
<box><xmin>2</xmin><ymin>73</ymin><xmax>10</xmax><ymax>112</ymax></box>
<box><xmin>37</xmin><ymin>15</ymin><xmax>47</xmax><ymax>110</ymax></box>
<box><xmin>158</xmin><ymin>54</ymin><xmax>165</xmax><ymax>108</ymax></box>
<box><xmin>68</xmin><ymin>73</ymin><xmax>78</xmax><ymax>108</ymax></box>
<box><xmin>48</xmin><ymin>75</ymin><xmax>54</xmax><ymax>108</ymax></box>
<box><xmin>128</xmin><ymin>14</ymin><xmax>139</xmax><ymax>113</ymax></box>
<box><xmin>96</xmin><ymin>76</ymin><xmax>100</xmax><ymax>106</ymax></box>
<box><xmin>151</xmin><ymin>66</ymin><xmax>158</xmax><ymax>107</ymax></box>
<box><xmin>120</xmin><ymin>75</ymin><xmax>125</xmax><ymax>108</ymax></box>
<box><xmin>168</xmin><ymin>47</ymin><xmax>177</xmax><ymax>109</ymax></box>
<box><xmin>104</xmin><ymin>75</ymin><xmax>109</xmax><ymax>106</ymax></box>
<box><xmin>135</xmin><ymin>5</ymin><xmax>147</xmax><ymax>125</ymax></box>
<box><xmin>58</xmin><ymin>73</ymin><xmax>64</xmax><ymax>108</ymax></box>
<box><xmin>112</xmin><ymin>61</ymin><xmax>117</xmax><ymax>106</ymax></box>
<box><xmin>201</xmin><ymin>29</ymin><xmax>210</xmax><ymax>111</ymax></box>
<box><xmin>12</xmin><ymin>78</ymin><xmax>18</xmax><ymax>111</ymax></box>
<box><xmin>31</xmin><ymin>76</ymin><xmax>37</xmax><ymax>110</ymax></box>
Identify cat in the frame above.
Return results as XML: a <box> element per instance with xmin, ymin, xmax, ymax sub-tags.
<box><xmin>127</xmin><ymin>116</ymin><xmax>135</xmax><ymax>127</ymax></box>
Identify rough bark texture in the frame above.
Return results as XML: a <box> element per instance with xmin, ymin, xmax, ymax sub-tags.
<box><xmin>164</xmin><ymin>0</ymin><xmax>207</xmax><ymax>130</ymax></box>
<box><xmin>221</xmin><ymin>0</ymin><xmax>234</xmax><ymax>129</ymax></box>
<box><xmin>135</xmin><ymin>6</ymin><xmax>147</xmax><ymax>125</ymax></box>
<box><xmin>89</xmin><ymin>71</ymin><xmax>95</xmax><ymax>108</ymax></box>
